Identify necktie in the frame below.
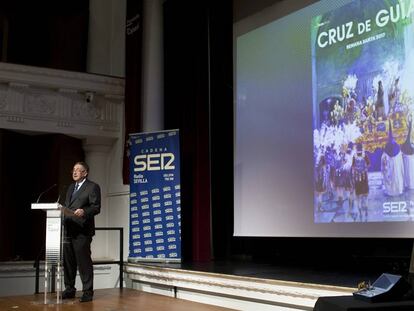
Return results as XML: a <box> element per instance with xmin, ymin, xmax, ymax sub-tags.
<box><xmin>70</xmin><ymin>183</ymin><xmax>79</xmax><ymax>201</ymax></box>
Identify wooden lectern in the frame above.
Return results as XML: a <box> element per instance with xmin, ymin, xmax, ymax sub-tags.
<box><xmin>31</xmin><ymin>203</ymin><xmax>64</xmax><ymax>304</ymax></box>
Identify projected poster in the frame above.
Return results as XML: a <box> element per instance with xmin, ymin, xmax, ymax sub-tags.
<box><xmin>312</xmin><ymin>0</ymin><xmax>414</xmax><ymax>223</ymax></box>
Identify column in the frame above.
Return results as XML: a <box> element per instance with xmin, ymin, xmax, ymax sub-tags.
<box><xmin>87</xmin><ymin>0</ymin><xmax>126</xmax><ymax>76</ymax></box>
<box><xmin>83</xmin><ymin>137</ymin><xmax>114</xmax><ymax>259</ymax></box>
<box><xmin>142</xmin><ymin>0</ymin><xmax>164</xmax><ymax>131</ymax></box>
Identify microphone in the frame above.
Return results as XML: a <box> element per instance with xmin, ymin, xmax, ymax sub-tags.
<box><xmin>36</xmin><ymin>184</ymin><xmax>57</xmax><ymax>203</ymax></box>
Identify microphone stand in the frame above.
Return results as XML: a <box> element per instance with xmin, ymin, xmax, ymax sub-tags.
<box><xmin>36</xmin><ymin>184</ymin><xmax>57</xmax><ymax>203</ymax></box>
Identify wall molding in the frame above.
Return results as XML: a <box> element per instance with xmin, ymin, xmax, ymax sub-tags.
<box><xmin>0</xmin><ymin>63</ymin><xmax>124</xmax><ymax>138</ymax></box>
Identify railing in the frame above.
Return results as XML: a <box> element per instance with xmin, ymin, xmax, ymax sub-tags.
<box><xmin>34</xmin><ymin>227</ymin><xmax>124</xmax><ymax>294</ymax></box>
<box><xmin>94</xmin><ymin>227</ymin><xmax>124</xmax><ymax>289</ymax></box>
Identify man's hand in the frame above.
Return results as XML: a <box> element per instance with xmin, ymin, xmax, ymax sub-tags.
<box><xmin>74</xmin><ymin>209</ymin><xmax>85</xmax><ymax>217</ymax></box>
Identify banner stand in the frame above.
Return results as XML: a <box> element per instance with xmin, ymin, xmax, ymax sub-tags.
<box><xmin>128</xmin><ymin>129</ymin><xmax>182</xmax><ymax>263</ymax></box>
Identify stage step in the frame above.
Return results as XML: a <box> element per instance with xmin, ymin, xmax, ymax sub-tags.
<box><xmin>125</xmin><ymin>263</ymin><xmax>354</xmax><ymax>311</ymax></box>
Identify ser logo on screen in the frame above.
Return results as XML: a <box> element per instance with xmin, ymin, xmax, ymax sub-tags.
<box><xmin>383</xmin><ymin>201</ymin><xmax>410</xmax><ymax>214</ymax></box>
<box><xmin>134</xmin><ymin>153</ymin><xmax>175</xmax><ymax>172</ymax></box>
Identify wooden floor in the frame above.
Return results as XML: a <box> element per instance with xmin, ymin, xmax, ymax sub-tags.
<box><xmin>0</xmin><ymin>288</ymin><xmax>236</xmax><ymax>311</ymax></box>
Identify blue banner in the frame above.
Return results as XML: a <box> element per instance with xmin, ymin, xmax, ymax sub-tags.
<box><xmin>128</xmin><ymin>130</ymin><xmax>181</xmax><ymax>261</ymax></box>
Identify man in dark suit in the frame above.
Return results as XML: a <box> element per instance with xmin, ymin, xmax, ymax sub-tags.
<box><xmin>62</xmin><ymin>161</ymin><xmax>101</xmax><ymax>302</ymax></box>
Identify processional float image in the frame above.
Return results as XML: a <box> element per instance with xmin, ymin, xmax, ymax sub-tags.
<box><xmin>312</xmin><ymin>0</ymin><xmax>414</xmax><ymax>223</ymax></box>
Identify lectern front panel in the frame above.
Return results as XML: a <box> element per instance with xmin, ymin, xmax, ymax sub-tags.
<box><xmin>45</xmin><ymin>211</ymin><xmax>61</xmax><ymax>264</ymax></box>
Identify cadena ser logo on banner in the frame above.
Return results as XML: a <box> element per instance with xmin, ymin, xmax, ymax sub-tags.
<box><xmin>128</xmin><ymin>129</ymin><xmax>181</xmax><ymax>261</ymax></box>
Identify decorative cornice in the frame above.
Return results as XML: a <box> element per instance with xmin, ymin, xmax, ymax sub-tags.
<box><xmin>0</xmin><ymin>64</ymin><xmax>124</xmax><ymax>138</ymax></box>
<box><xmin>0</xmin><ymin>62</ymin><xmax>124</xmax><ymax>96</ymax></box>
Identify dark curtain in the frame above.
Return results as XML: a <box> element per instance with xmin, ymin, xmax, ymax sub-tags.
<box><xmin>0</xmin><ymin>0</ymin><xmax>89</xmax><ymax>71</ymax></box>
<box><xmin>0</xmin><ymin>131</ymin><xmax>84</xmax><ymax>261</ymax></box>
<box><xmin>164</xmin><ymin>0</ymin><xmax>210</xmax><ymax>262</ymax></box>
<box><xmin>0</xmin><ymin>130</ymin><xmax>32</xmax><ymax>261</ymax></box>
<box><xmin>123</xmin><ymin>0</ymin><xmax>144</xmax><ymax>184</ymax></box>
<box><xmin>164</xmin><ymin>0</ymin><xmax>233</xmax><ymax>262</ymax></box>
<box><xmin>208</xmin><ymin>1</ymin><xmax>234</xmax><ymax>260</ymax></box>
<box><xmin>49</xmin><ymin>9</ymin><xmax>89</xmax><ymax>71</ymax></box>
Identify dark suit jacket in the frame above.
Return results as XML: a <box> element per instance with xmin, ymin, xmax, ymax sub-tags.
<box><xmin>64</xmin><ymin>179</ymin><xmax>101</xmax><ymax>237</ymax></box>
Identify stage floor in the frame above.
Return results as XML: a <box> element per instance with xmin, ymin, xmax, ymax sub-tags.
<box><xmin>0</xmin><ymin>288</ymin><xmax>236</xmax><ymax>311</ymax></box>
